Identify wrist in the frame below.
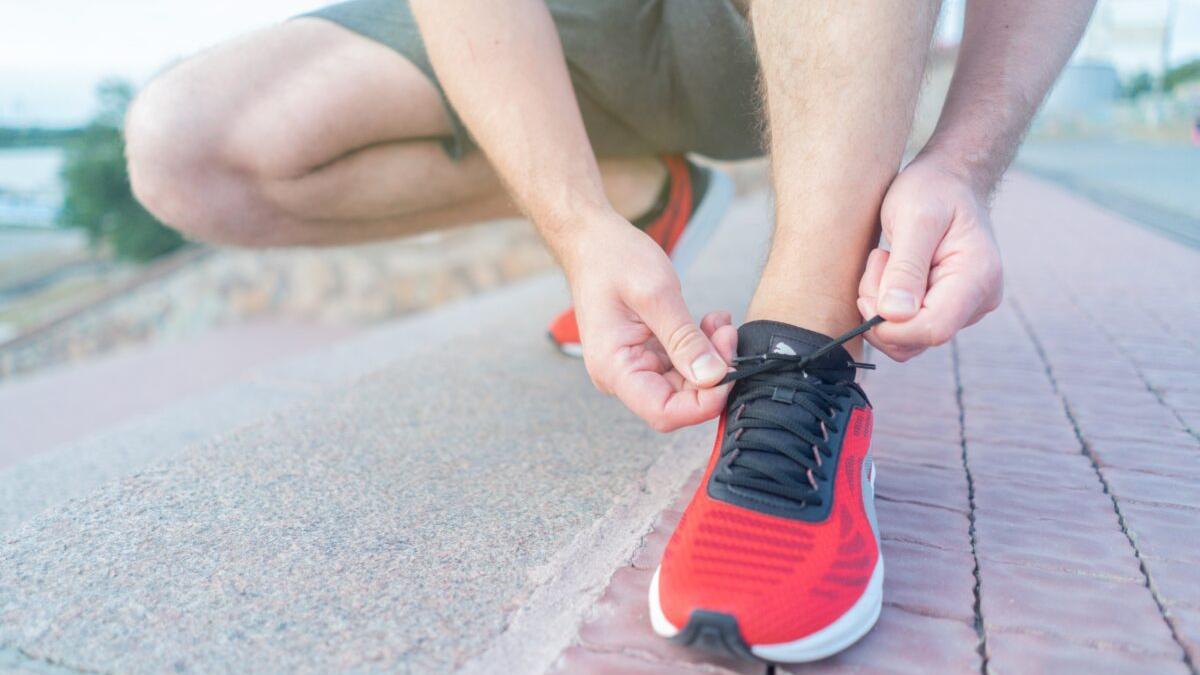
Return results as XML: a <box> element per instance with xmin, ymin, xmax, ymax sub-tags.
<box><xmin>915</xmin><ymin>134</ymin><xmax>1003</xmax><ymax>201</ymax></box>
<box><xmin>537</xmin><ymin>201</ymin><xmax>626</xmax><ymax>275</ymax></box>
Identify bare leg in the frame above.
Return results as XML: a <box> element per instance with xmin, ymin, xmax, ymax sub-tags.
<box><xmin>745</xmin><ymin>1</ymin><xmax>940</xmax><ymax>356</ymax></box>
<box><xmin>125</xmin><ymin>19</ymin><xmax>665</xmax><ymax>247</ymax></box>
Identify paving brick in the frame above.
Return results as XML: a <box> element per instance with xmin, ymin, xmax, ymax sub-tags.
<box><xmin>779</xmin><ymin>606</ymin><xmax>980</xmax><ymax>675</ymax></box>
<box><xmin>876</xmin><ymin>499</ymin><xmax>971</xmax><ymax>553</ymax></box>
<box><xmin>575</xmin><ymin>566</ymin><xmax>760</xmax><ymax>674</ymax></box>
<box><xmin>873</xmin><ymin>460</ymin><xmax>969</xmax><ymax>514</ymax></box>
<box><xmin>1118</xmin><ymin>502</ymin><xmax>1200</xmax><ymax>563</ymax></box>
<box><xmin>873</xmin><ymin>413</ymin><xmax>962</xmax><ymax>444</ymax></box>
<box><xmin>1071</xmin><ymin>414</ymin><xmax>1195</xmax><ymax>448</ymax></box>
<box><xmin>870</xmin><ymin>435</ymin><xmax>963</xmax><ymax>470</ymax></box>
<box><xmin>970</xmin><ymin>472</ymin><xmax>1125</xmax><ymax>531</ymax></box>
<box><xmin>1080</xmin><ymin>425</ymin><xmax>1198</xmax><ymax>449</ymax></box>
<box><xmin>1061</xmin><ymin>386</ymin><xmax>1169</xmax><ymax>413</ymax></box>
<box><xmin>549</xmin><ymin>645</ymin><xmax>746</xmax><ymax>675</ymax></box>
<box><xmin>968</xmin><ymin>444</ymin><xmax>1100</xmax><ymax>490</ymax></box>
<box><xmin>1145</xmin><ymin>557</ymin><xmax>1200</xmax><ymax>610</ymax></box>
<box><xmin>963</xmin><ymin>417</ymin><xmax>1081</xmax><ymax>454</ymax></box>
<box><xmin>1071</xmin><ymin>407</ymin><xmax>1183</xmax><ymax>434</ymax></box>
<box><xmin>985</xmin><ymin>631</ymin><xmax>1189</xmax><ymax>675</ymax></box>
<box><xmin>881</xmin><ymin>540</ymin><xmax>976</xmax><ymax>624</ymax></box>
<box><xmin>1089</xmin><ymin>438</ymin><xmax>1200</xmax><ymax>479</ymax></box>
<box><xmin>959</xmin><ymin>389</ymin><xmax>1063</xmax><ymax>417</ymax></box>
<box><xmin>963</xmin><ymin>402</ymin><xmax>1072</xmax><ymax>429</ymax></box>
<box><xmin>973</xmin><ymin>514</ymin><xmax>1142</xmax><ymax>581</ymax></box>
<box><xmin>1102</xmin><ymin>468</ymin><xmax>1200</xmax><ymax>509</ymax></box>
<box><xmin>978</xmin><ymin>561</ymin><xmax>1180</xmax><ymax>655</ymax></box>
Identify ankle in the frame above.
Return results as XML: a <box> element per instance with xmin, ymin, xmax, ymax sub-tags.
<box><xmin>744</xmin><ymin>301</ymin><xmax>866</xmax><ymax>360</ymax></box>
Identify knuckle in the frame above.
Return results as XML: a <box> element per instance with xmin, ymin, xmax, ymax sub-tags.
<box><xmin>910</xmin><ymin>207</ymin><xmax>944</xmax><ymax>231</ymax></box>
<box><xmin>887</xmin><ymin>257</ymin><xmax>929</xmax><ymax>284</ymax></box>
<box><xmin>664</xmin><ymin>323</ymin><xmax>705</xmax><ymax>358</ymax></box>
<box><xmin>627</xmin><ymin>275</ymin><xmax>677</xmax><ymax>306</ymax></box>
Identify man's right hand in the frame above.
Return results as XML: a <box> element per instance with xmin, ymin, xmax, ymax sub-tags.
<box><xmin>562</xmin><ymin>209</ymin><xmax>737</xmax><ymax>432</ymax></box>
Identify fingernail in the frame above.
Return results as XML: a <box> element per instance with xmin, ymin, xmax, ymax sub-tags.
<box><xmin>690</xmin><ymin>353</ymin><xmax>724</xmax><ymax>383</ymax></box>
<box><xmin>880</xmin><ymin>289</ymin><xmax>917</xmax><ymax>315</ymax></box>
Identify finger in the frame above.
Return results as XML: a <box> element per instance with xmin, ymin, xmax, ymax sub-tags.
<box><xmin>700</xmin><ymin>312</ymin><xmax>738</xmax><ymax>366</ymax></box>
<box><xmin>877</xmin><ymin>212</ymin><xmax>946</xmax><ymax>322</ymax></box>
<box><xmin>612</xmin><ymin>368</ymin><xmax>731</xmax><ymax>432</ymax></box>
<box><xmin>699</xmin><ymin>310</ymin><xmax>733</xmax><ymax>336</ymax></box>
<box><xmin>642</xmin><ymin>336</ymin><xmax>672</xmax><ymax>373</ymax></box>
<box><xmin>859</xmin><ymin>295</ymin><xmax>921</xmax><ymax>362</ymax></box>
<box><xmin>710</xmin><ymin>324</ymin><xmax>738</xmax><ymax>365</ymax></box>
<box><xmin>872</xmin><ymin>274</ymin><xmax>982</xmax><ymax>352</ymax></box>
<box><xmin>634</xmin><ymin>290</ymin><xmax>727</xmax><ymax>387</ymax></box>
<box><xmin>858</xmin><ymin>248</ymin><xmax>889</xmax><ymax>302</ymax></box>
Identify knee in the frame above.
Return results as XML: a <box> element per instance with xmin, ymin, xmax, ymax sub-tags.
<box><xmin>125</xmin><ymin>74</ymin><xmax>276</xmax><ymax>247</ymax></box>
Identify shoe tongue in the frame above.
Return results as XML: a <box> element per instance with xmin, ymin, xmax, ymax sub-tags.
<box><xmin>736</xmin><ymin>320</ymin><xmax>856</xmax><ymax>382</ymax></box>
<box><xmin>723</xmin><ymin>321</ymin><xmax>856</xmax><ymax>512</ymax></box>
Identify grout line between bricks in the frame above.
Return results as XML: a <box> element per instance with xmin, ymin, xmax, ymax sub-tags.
<box><xmin>1061</xmin><ymin>285</ymin><xmax>1200</xmax><ymax>443</ymax></box>
<box><xmin>1010</xmin><ymin>297</ymin><xmax>1198</xmax><ymax>675</ymax></box>
<box><xmin>950</xmin><ymin>339</ymin><xmax>991</xmax><ymax>675</ymax></box>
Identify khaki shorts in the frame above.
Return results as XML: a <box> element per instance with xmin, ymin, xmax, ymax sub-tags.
<box><xmin>303</xmin><ymin>0</ymin><xmax>764</xmax><ymax>160</ymax></box>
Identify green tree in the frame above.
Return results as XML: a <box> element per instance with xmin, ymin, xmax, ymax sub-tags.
<box><xmin>1163</xmin><ymin>58</ymin><xmax>1200</xmax><ymax>92</ymax></box>
<box><xmin>57</xmin><ymin>79</ymin><xmax>185</xmax><ymax>262</ymax></box>
<box><xmin>1122</xmin><ymin>71</ymin><xmax>1153</xmax><ymax>99</ymax></box>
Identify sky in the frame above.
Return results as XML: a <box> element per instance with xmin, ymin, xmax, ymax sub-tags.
<box><xmin>0</xmin><ymin>1</ymin><xmax>327</xmax><ymax>125</ymax></box>
<box><xmin>2</xmin><ymin>0</ymin><xmax>1200</xmax><ymax>127</ymax></box>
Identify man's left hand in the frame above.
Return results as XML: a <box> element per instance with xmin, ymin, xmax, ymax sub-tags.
<box><xmin>857</xmin><ymin>155</ymin><xmax>1004</xmax><ymax>361</ymax></box>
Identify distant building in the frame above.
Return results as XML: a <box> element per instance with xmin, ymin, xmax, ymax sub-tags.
<box><xmin>1076</xmin><ymin>0</ymin><xmax>1177</xmax><ymax>78</ymax></box>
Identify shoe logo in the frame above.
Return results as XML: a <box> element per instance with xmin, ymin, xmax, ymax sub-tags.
<box><xmin>771</xmin><ymin>341</ymin><xmax>797</xmax><ymax>356</ymax></box>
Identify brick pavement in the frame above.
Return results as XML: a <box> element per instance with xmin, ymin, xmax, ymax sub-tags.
<box><xmin>548</xmin><ymin>173</ymin><xmax>1200</xmax><ymax>674</ymax></box>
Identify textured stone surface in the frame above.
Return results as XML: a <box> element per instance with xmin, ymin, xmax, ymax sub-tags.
<box><xmin>778</xmin><ymin>607</ymin><xmax>982</xmax><ymax>674</ymax></box>
<box><xmin>0</xmin><ymin>189</ymin><xmax>775</xmax><ymax>674</ymax></box>
<box><xmin>985</xmin><ymin>632</ymin><xmax>1191</xmax><ymax>675</ymax></box>
<box><xmin>4</xmin><ymin>172</ymin><xmax>1198</xmax><ymax>673</ymax></box>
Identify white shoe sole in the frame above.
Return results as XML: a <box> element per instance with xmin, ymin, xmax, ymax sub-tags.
<box><xmin>647</xmin><ymin>555</ymin><xmax>883</xmax><ymax>664</ymax></box>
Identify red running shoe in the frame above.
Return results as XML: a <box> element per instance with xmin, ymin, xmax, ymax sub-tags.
<box><xmin>546</xmin><ymin>155</ymin><xmax>733</xmax><ymax>356</ymax></box>
<box><xmin>649</xmin><ymin>319</ymin><xmax>882</xmax><ymax>664</ymax></box>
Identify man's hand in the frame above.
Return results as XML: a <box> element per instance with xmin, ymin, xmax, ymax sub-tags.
<box><xmin>564</xmin><ymin>211</ymin><xmax>737</xmax><ymax>432</ymax></box>
<box><xmin>857</xmin><ymin>155</ymin><xmax>1003</xmax><ymax>361</ymax></box>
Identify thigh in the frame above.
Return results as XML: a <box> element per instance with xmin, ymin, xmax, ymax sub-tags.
<box><xmin>154</xmin><ymin>15</ymin><xmax>452</xmax><ymax>177</ymax></box>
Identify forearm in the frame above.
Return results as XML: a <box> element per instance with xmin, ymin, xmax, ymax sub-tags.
<box><xmin>921</xmin><ymin>0</ymin><xmax>1095</xmax><ymax>197</ymax></box>
<box><xmin>410</xmin><ymin>0</ymin><xmax>609</xmax><ymax>261</ymax></box>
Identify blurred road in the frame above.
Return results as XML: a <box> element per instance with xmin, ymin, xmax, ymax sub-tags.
<box><xmin>1017</xmin><ymin>138</ymin><xmax>1200</xmax><ymax>247</ymax></box>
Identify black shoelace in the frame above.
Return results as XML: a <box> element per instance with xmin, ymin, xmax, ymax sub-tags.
<box><xmin>713</xmin><ymin>316</ymin><xmax>884</xmax><ymax>506</ymax></box>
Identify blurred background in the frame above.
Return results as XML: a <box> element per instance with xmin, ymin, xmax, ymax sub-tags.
<box><xmin>0</xmin><ymin>0</ymin><xmax>1198</xmax><ymax>459</ymax></box>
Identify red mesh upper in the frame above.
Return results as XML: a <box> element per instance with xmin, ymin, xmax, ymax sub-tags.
<box><xmin>659</xmin><ymin>407</ymin><xmax>877</xmax><ymax>645</ymax></box>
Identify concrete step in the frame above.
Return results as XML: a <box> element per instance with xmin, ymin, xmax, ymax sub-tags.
<box><xmin>0</xmin><ymin>319</ymin><xmax>354</xmax><ymax>467</ymax></box>
<box><xmin>0</xmin><ymin>190</ymin><xmax>772</xmax><ymax>674</ymax></box>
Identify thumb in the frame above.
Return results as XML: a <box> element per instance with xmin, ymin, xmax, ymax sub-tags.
<box><xmin>878</xmin><ymin>213</ymin><xmax>944</xmax><ymax>321</ymax></box>
<box><xmin>636</xmin><ymin>289</ymin><xmax>728</xmax><ymax>387</ymax></box>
